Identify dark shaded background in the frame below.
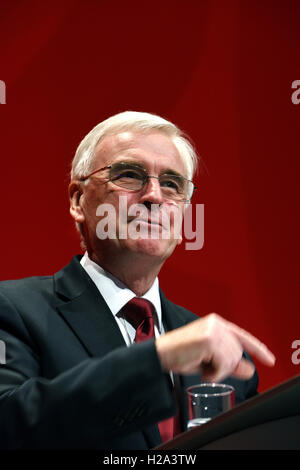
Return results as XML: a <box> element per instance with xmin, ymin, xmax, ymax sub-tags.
<box><xmin>0</xmin><ymin>0</ymin><xmax>299</xmax><ymax>392</ymax></box>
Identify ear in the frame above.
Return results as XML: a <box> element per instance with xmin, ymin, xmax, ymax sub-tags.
<box><xmin>69</xmin><ymin>181</ymin><xmax>85</xmax><ymax>223</ymax></box>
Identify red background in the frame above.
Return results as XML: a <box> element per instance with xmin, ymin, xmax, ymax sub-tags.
<box><xmin>0</xmin><ymin>0</ymin><xmax>299</xmax><ymax>392</ymax></box>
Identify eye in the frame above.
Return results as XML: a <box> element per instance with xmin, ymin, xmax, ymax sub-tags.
<box><xmin>116</xmin><ymin>169</ymin><xmax>143</xmax><ymax>180</ymax></box>
<box><xmin>111</xmin><ymin>165</ymin><xmax>145</xmax><ymax>182</ymax></box>
<box><xmin>162</xmin><ymin>180</ymin><xmax>179</xmax><ymax>190</ymax></box>
<box><xmin>160</xmin><ymin>175</ymin><xmax>184</xmax><ymax>193</ymax></box>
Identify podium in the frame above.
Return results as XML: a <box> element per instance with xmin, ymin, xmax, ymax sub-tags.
<box><xmin>156</xmin><ymin>374</ymin><xmax>300</xmax><ymax>450</ymax></box>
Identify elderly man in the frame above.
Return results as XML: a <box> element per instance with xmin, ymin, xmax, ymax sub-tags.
<box><xmin>0</xmin><ymin>111</ymin><xmax>275</xmax><ymax>449</ymax></box>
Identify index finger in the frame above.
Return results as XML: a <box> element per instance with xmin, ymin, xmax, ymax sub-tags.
<box><xmin>226</xmin><ymin>321</ymin><xmax>276</xmax><ymax>366</ymax></box>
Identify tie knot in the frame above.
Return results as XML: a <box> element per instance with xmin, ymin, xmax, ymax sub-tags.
<box><xmin>122</xmin><ymin>297</ymin><xmax>155</xmax><ymax>330</ymax></box>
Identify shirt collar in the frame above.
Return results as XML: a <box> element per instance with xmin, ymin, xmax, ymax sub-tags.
<box><xmin>80</xmin><ymin>252</ymin><xmax>162</xmax><ymax>328</ymax></box>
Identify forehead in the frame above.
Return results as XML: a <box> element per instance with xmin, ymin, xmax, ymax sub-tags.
<box><xmin>93</xmin><ymin>131</ymin><xmax>187</xmax><ymax>175</ymax></box>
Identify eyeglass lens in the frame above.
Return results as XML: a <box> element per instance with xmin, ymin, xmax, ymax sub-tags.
<box><xmin>109</xmin><ymin>163</ymin><xmax>192</xmax><ymax>200</ymax></box>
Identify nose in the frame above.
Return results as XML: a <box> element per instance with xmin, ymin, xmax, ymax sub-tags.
<box><xmin>139</xmin><ymin>176</ymin><xmax>164</xmax><ymax>206</ymax></box>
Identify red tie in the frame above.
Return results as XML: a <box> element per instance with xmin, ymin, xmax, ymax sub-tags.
<box><xmin>122</xmin><ymin>297</ymin><xmax>181</xmax><ymax>443</ymax></box>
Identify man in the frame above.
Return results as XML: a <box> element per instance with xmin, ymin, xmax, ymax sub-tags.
<box><xmin>0</xmin><ymin>111</ymin><xmax>275</xmax><ymax>449</ymax></box>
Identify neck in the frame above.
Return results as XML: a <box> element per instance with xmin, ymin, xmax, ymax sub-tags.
<box><xmin>88</xmin><ymin>250</ymin><xmax>164</xmax><ymax>296</ymax></box>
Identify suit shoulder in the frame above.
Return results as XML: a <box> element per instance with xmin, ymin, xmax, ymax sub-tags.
<box><xmin>171</xmin><ymin>302</ymin><xmax>199</xmax><ymax>323</ymax></box>
<box><xmin>0</xmin><ymin>275</ymin><xmax>53</xmax><ymax>298</ymax></box>
<box><xmin>160</xmin><ymin>290</ymin><xmax>199</xmax><ymax>323</ymax></box>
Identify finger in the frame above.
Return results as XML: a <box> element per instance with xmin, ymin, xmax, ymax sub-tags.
<box><xmin>226</xmin><ymin>321</ymin><xmax>276</xmax><ymax>367</ymax></box>
<box><xmin>200</xmin><ymin>343</ymin><xmax>244</xmax><ymax>383</ymax></box>
<box><xmin>201</xmin><ymin>359</ymin><xmax>254</xmax><ymax>383</ymax></box>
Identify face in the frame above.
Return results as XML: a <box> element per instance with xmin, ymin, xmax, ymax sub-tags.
<box><xmin>69</xmin><ymin>130</ymin><xmax>187</xmax><ymax>266</ymax></box>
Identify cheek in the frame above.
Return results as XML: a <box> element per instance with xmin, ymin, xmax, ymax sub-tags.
<box><xmin>82</xmin><ymin>186</ymin><xmax>113</xmax><ymax>212</ymax></box>
<box><xmin>82</xmin><ymin>196</ymin><xmax>100</xmax><ymax>219</ymax></box>
<box><xmin>114</xmin><ymin>192</ymin><xmax>141</xmax><ymax>217</ymax></box>
<box><xmin>83</xmin><ymin>190</ymin><xmax>137</xmax><ymax>229</ymax></box>
<box><xmin>161</xmin><ymin>204</ymin><xmax>184</xmax><ymax>227</ymax></box>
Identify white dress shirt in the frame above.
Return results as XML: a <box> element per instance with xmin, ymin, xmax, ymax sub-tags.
<box><xmin>80</xmin><ymin>252</ymin><xmax>165</xmax><ymax>346</ymax></box>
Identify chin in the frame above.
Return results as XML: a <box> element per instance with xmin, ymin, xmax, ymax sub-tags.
<box><xmin>125</xmin><ymin>238</ymin><xmax>177</xmax><ymax>260</ymax></box>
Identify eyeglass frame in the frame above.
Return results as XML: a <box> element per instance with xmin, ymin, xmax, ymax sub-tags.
<box><xmin>78</xmin><ymin>162</ymin><xmax>197</xmax><ymax>202</ymax></box>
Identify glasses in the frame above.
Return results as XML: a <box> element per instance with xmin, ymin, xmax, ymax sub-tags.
<box><xmin>79</xmin><ymin>162</ymin><xmax>197</xmax><ymax>202</ymax></box>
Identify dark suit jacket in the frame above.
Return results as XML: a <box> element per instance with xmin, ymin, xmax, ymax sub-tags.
<box><xmin>0</xmin><ymin>256</ymin><xmax>258</xmax><ymax>449</ymax></box>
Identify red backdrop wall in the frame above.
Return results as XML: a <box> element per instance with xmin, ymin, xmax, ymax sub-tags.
<box><xmin>0</xmin><ymin>0</ymin><xmax>299</xmax><ymax>392</ymax></box>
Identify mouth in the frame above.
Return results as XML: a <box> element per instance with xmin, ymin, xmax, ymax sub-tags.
<box><xmin>128</xmin><ymin>217</ymin><xmax>163</xmax><ymax>228</ymax></box>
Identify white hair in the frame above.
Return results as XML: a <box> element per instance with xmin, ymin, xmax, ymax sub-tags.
<box><xmin>71</xmin><ymin>111</ymin><xmax>198</xmax><ymax>181</ymax></box>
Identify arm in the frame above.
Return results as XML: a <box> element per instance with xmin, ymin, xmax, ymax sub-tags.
<box><xmin>0</xmin><ymin>291</ymin><xmax>174</xmax><ymax>449</ymax></box>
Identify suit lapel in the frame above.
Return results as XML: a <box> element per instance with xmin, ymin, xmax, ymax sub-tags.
<box><xmin>54</xmin><ymin>256</ymin><xmax>126</xmax><ymax>358</ymax></box>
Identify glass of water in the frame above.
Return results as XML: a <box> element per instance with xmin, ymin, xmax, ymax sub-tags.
<box><xmin>187</xmin><ymin>383</ymin><xmax>235</xmax><ymax>429</ymax></box>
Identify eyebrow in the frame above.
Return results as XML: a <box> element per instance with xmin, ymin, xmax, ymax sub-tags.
<box><xmin>114</xmin><ymin>159</ymin><xmax>145</xmax><ymax>169</ymax></box>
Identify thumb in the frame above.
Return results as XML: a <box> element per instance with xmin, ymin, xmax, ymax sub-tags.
<box><xmin>232</xmin><ymin>358</ymin><xmax>255</xmax><ymax>379</ymax></box>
